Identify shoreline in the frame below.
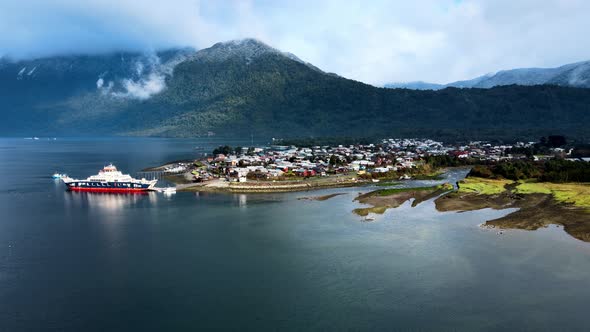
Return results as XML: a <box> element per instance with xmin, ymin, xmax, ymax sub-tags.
<box><xmin>156</xmin><ymin>157</ymin><xmax>590</xmax><ymax>241</ymax></box>
<box><xmin>167</xmin><ymin>168</ymin><xmax>463</xmax><ymax>194</ymax></box>
<box><xmin>175</xmin><ymin>177</ymin><xmax>370</xmax><ymax>193</ymax></box>
<box><xmin>148</xmin><ymin>157</ymin><xmax>469</xmax><ymax>194</ymax></box>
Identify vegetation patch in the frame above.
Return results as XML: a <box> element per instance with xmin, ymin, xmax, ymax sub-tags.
<box><xmin>353</xmin><ymin>206</ymin><xmax>389</xmax><ymax>217</ymax></box>
<box><xmin>457</xmin><ymin>177</ymin><xmax>513</xmax><ymax>195</ymax></box>
<box><xmin>410</xmin><ymin>173</ymin><xmax>445</xmax><ymax>180</ymax></box>
<box><xmin>515</xmin><ymin>182</ymin><xmax>590</xmax><ymax>208</ymax></box>
<box><xmin>469</xmin><ymin>160</ymin><xmax>590</xmax><ymax>182</ymax></box>
<box><xmin>435</xmin><ymin>176</ymin><xmax>590</xmax><ymax>242</ymax></box>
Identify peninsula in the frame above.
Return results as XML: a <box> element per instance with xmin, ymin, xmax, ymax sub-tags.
<box><xmin>148</xmin><ymin>137</ymin><xmax>514</xmax><ymax>193</ymax></box>
<box><xmin>151</xmin><ymin>136</ymin><xmax>590</xmax><ymax>241</ymax></box>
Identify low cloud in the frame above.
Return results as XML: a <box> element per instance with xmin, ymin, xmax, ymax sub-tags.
<box><xmin>114</xmin><ymin>73</ymin><xmax>166</xmax><ymax>100</ymax></box>
<box><xmin>97</xmin><ymin>52</ymin><xmax>182</xmax><ymax>100</ymax></box>
<box><xmin>2</xmin><ymin>0</ymin><xmax>590</xmax><ymax>85</ymax></box>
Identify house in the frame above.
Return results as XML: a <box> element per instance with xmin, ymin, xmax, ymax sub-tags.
<box><xmin>373</xmin><ymin>167</ymin><xmax>389</xmax><ymax>173</ymax></box>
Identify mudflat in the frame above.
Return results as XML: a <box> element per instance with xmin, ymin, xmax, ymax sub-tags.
<box><xmin>353</xmin><ymin>184</ymin><xmax>453</xmax><ymax>216</ymax></box>
<box><xmin>435</xmin><ymin>177</ymin><xmax>590</xmax><ymax>242</ymax></box>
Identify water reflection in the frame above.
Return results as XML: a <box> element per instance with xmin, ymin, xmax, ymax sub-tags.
<box><xmin>192</xmin><ymin>191</ymin><xmax>247</xmax><ymax>207</ymax></box>
<box><xmin>64</xmin><ymin>191</ymin><xmax>155</xmax><ymax>211</ymax></box>
<box><xmin>192</xmin><ymin>191</ymin><xmax>288</xmax><ymax>208</ymax></box>
<box><xmin>237</xmin><ymin>194</ymin><xmax>247</xmax><ymax>207</ymax></box>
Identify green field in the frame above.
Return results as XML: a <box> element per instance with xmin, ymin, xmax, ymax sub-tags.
<box><xmin>459</xmin><ymin>177</ymin><xmax>590</xmax><ymax>208</ymax></box>
<box><xmin>515</xmin><ymin>182</ymin><xmax>590</xmax><ymax>208</ymax></box>
<box><xmin>457</xmin><ymin>178</ymin><xmax>513</xmax><ymax>195</ymax></box>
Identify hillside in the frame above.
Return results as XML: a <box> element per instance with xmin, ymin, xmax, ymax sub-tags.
<box><xmin>0</xmin><ymin>48</ymin><xmax>193</xmax><ymax>134</ymax></box>
<box><xmin>1</xmin><ymin>39</ymin><xmax>590</xmax><ymax>141</ymax></box>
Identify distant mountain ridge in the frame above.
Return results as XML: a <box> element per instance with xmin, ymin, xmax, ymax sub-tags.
<box><xmin>1</xmin><ymin>38</ymin><xmax>590</xmax><ymax>141</ymax></box>
<box><xmin>386</xmin><ymin>61</ymin><xmax>590</xmax><ymax>90</ymax></box>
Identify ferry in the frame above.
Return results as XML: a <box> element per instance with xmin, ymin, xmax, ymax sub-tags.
<box><xmin>62</xmin><ymin>164</ymin><xmax>157</xmax><ymax>192</ymax></box>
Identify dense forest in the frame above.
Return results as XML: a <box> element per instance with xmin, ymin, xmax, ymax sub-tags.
<box><xmin>141</xmin><ymin>52</ymin><xmax>590</xmax><ymax>141</ymax></box>
<box><xmin>2</xmin><ymin>40</ymin><xmax>590</xmax><ymax>141</ymax></box>
<box><xmin>469</xmin><ymin>160</ymin><xmax>590</xmax><ymax>182</ymax></box>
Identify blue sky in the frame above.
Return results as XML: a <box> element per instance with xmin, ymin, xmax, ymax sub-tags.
<box><xmin>1</xmin><ymin>0</ymin><xmax>589</xmax><ymax>85</ymax></box>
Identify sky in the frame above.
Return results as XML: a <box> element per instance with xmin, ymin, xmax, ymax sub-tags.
<box><xmin>1</xmin><ymin>0</ymin><xmax>589</xmax><ymax>85</ymax></box>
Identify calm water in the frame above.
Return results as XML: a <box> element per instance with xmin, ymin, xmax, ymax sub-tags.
<box><xmin>1</xmin><ymin>137</ymin><xmax>590</xmax><ymax>331</ymax></box>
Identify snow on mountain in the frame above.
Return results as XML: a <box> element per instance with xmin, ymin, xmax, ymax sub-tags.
<box><xmin>190</xmin><ymin>38</ymin><xmax>324</xmax><ymax>72</ymax></box>
<box><xmin>387</xmin><ymin>61</ymin><xmax>590</xmax><ymax>90</ymax></box>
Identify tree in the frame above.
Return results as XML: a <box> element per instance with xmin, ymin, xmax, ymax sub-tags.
<box><xmin>213</xmin><ymin>145</ymin><xmax>232</xmax><ymax>156</ymax></box>
<box><xmin>540</xmin><ymin>136</ymin><xmax>547</xmax><ymax>146</ymax></box>
<box><xmin>329</xmin><ymin>155</ymin><xmax>338</xmax><ymax>166</ymax></box>
<box><xmin>547</xmin><ymin>135</ymin><xmax>566</xmax><ymax>148</ymax></box>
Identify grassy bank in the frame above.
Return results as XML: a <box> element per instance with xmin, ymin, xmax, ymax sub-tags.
<box><xmin>514</xmin><ymin>182</ymin><xmax>590</xmax><ymax>208</ymax></box>
<box><xmin>457</xmin><ymin>178</ymin><xmax>513</xmax><ymax>195</ymax></box>
<box><xmin>455</xmin><ymin>177</ymin><xmax>590</xmax><ymax>209</ymax></box>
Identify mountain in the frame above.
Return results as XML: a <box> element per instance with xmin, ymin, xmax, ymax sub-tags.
<box><xmin>191</xmin><ymin>39</ymin><xmax>324</xmax><ymax>73</ymax></box>
<box><xmin>446</xmin><ymin>73</ymin><xmax>496</xmax><ymax>89</ymax></box>
<box><xmin>2</xmin><ymin>39</ymin><xmax>590</xmax><ymax>141</ymax></box>
<box><xmin>0</xmin><ymin>48</ymin><xmax>194</xmax><ymax>132</ymax></box>
<box><xmin>387</xmin><ymin>61</ymin><xmax>590</xmax><ymax>90</ymax></box>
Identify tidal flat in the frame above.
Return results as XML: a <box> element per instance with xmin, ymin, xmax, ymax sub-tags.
<box><xmin>298</xmin><ymin>193</ymin><xmax>346</xmax><ymax>201</ymax></box>
<box><xmin>347</xmin><ymin>176</ymin><xmax>590</xmax><ymax>241</ymax></box>
<box><xmin>352</xmin><ymin>183</ymin><xmax>454</xmax><ymax>216</ymax></box>
<box><xmin>434</xmin><ymin>178</ymin><xmax>590</xmax><ymax>242</ymax></box>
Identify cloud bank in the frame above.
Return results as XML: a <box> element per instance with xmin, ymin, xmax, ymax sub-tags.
<box><xmin>1</xmin><ymin>0</ymin><xmax>590</xmax><ymax>85</ymax></box>
<box><xmin>95</xmin><ymin>53</ymin><xmax>174</xmax><ymax>100</ymax></box>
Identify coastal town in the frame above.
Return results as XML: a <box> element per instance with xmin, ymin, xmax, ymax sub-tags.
<box><xmin>152</xmin><ymin>137</ymin><xmax>588</xmax><ymax>191</ymax></box>
<box><xmin>150</xmin><ymin>136</ymin><xmax>590</xmax><ymax>242</ymax></box>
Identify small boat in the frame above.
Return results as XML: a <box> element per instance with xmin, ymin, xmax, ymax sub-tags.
<box><xmin>52</xmin><ymin>172</ymin><xmax>65</xmax><ymax>179</ymax></box>
<box><xmin>162</xmin><ymin>187</ymin><xmax>177</xmax><ymax>195</ymax></box>
<box><xmin>364</xmin><ymin>216</ymin><xmax>375</xmax><ymax>222</ymax></box>
<box><xmin>372</xmin><ymin>179</ymin><xmax>380</xmax><ymax>183</ymax></box>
